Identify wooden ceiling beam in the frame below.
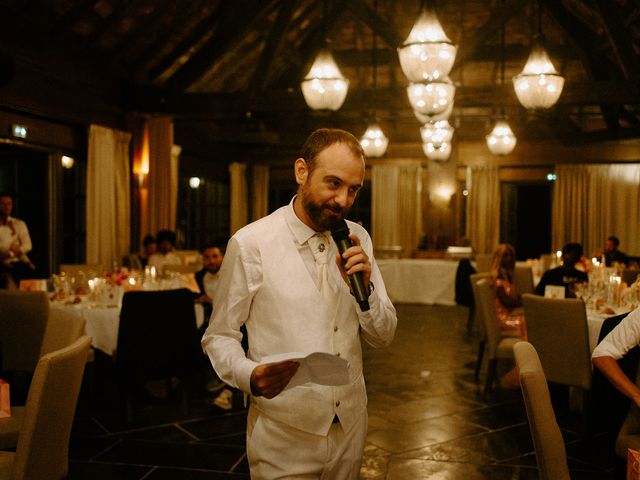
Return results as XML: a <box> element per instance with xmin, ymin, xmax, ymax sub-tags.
<box><xmin>249</xmin><ymin>0</ymin><xmax>298</xmax><ymax>92</ymax></box>
<box><xmin>165</xmin><ymin>0</ymin><xmax>278</xmax><ymax>92</ymax></box>
<box><xmin>593</xmin><ymin>0</ymin><xmax>640</xmax><ymax>79</ymax></box>
<box><xmin>452</xmin><ymin>0</ymin><xmax>528</xmax><ymax>73</ymax></box>
<box><xmin>86</xmin><ymin>0</ymin><xmax>134</xmax><ymax>46</ymax></box>
<box><xmin>344</xmin><ymin>0</ymin><xmax>403</xmax><ymax>49</ymax></box>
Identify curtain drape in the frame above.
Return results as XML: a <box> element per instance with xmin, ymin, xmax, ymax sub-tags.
<box><xmin>86</xmin><ymin>124</ymin><xmax>132</xmax><ymax>270</ymax></box>
<box><xmin>145</xmin><ymin>117</ymin><xmax>177</xmax><ymax>235</ymax></box>
<box><xmin>467</xmin><ymin>166</ymin><xmax>500</xmax><ymax>255</ymax></box>
<box><xmin>553</xmin><ymin>164</ymin><xmax>640</xmax><ymax>256</ymax></box>
<box><xmin>372</xmin><ymin>164</ymin><xmax>422</xmax><ymax>257</ymax></box>
<box><xmin>229</xmin><ymin>162</ymin><xmax>248</xmax><ymax>235</ymax></box>
<box><xmin>251</xmin><ymin>165</ymin><xmax>269</xmax><ymax>221</ymax></box>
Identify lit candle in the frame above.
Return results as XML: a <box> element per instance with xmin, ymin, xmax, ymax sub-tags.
<box><xmin>128</xmin><ymin>277</ymin><xmax>136</xmax><ymax>287</ymax></box>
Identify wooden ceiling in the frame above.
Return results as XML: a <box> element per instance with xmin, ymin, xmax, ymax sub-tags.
<box><xmin>0</xmin><ymin>0</ymin><xmax>639</xmax><ymax>157</ymax></box>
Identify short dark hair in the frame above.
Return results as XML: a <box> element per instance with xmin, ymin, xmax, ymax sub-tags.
<box><xmin>156</xmin><ymin>230</ymin><xmax>176</xmax><ymax>246</ymax></box>
<box><xmin>0</xmin><ymin>192</ymin><xmax>12</xmax><ymax>200</ymax></box>
<box><xmin>608</xmin><ymin>236</ymin><xmax>620</xmax><ymax>247</ymax></box>
<box><xmin>561</xmin><ymin>242</ymin><xmax>583</xmax><ymax>265</ymax></box>
<box><xmin>142</xmin><ymin>234</ymin><xmax>156</xmax><ymax>247</ymax></box>
<box><xmin>300</xmin><ymin>128</ymin><xmax>364</xmax><ymax>172</ymax></box>
<box><xmin>200</xmin><ymin>242</ymin><xmax>225</xmax><ymax>255</ymax></box>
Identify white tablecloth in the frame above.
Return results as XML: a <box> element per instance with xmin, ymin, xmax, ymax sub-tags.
<box><xmin>377</xmin><ymin>259</ymin><xmax>458</xmax><ymax>306</ymax></box>
<box><xmin>51</xmin><ymin>302</ymin><xmax>205</xmax><ymax>356</ymax></box>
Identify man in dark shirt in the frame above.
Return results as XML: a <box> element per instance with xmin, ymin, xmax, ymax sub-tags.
<box><xmin>535</xmin><ymin>242</ymin><xmax>588</xmax><ymax>298</ymax></box>
<box><xmin>603</xmin><ymin>235</ymin><xmax>629</xmax><ymax>267</ymax></box>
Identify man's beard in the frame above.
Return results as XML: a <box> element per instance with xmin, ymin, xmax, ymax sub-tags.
<box><xmin>300</xmin><ymin>191</ymin><xmax>349</xmax><ymax>231</ymax></box>
<box><xmin>205</xmin><ymin>265</ymin><xmax>221</xmax><ymax>274</ymax></box>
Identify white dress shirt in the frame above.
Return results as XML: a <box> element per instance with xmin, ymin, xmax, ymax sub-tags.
<box><xmin>148</xmin><ymin>251</ymin><xmax>183</xmax><ymax>271</ymax></box>
<box><xmin>0</xmin><ymin>216</ymin><xmax>32</xmax><ymax>262</ymax></box>
<box><xmin>592</xmin><ymin>307</ymin><xmax>640</xmax><ymax>359</ymax></box>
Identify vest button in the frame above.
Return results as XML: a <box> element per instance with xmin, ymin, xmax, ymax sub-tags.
<box><xmin>335</xmin><ymin>400</ymin><xmax>340</xmax><ymax>407</ymax></box>
<box><xmin>333</xmin><ymin>325</ymin><xmax>338</xmax><ymax>332</ymax></box>
<box><xmin>336</xmin><ymin>352</ymin><xmax>340</xmax><ymax>357</ymax></box>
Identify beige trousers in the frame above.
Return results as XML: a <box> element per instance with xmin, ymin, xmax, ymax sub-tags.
<box><xmin>246</xmin><ymin>405</ymin><xmax>368</xmax><ymax>479</ymax></box>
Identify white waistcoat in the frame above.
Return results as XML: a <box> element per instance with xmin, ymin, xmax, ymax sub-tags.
<box><xmin>245</xmin><ymin>209</ymin><xmax>367</xmax><ymax>436</ymax></box>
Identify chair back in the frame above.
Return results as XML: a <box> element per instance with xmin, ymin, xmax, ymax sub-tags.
<box><xmin>0</xmin><ymin>290</ymin><xmax>49</xmax><ymax>373</ymax></box>
<box><xmin>116</xmin><ymin>289</ymin><xmax>198</xmax><ymax>390</ymax></box>
<box><xmin>522</xmin><ymin>293</ymin><xmax>591</xmax><ymax>390</ymax></box>
<box><xmin>473</xmin><ymin>277</ymin><xmax>503</xmax><ymax>357</ymax></box>
<box><xmin>469</xmin><ymin>272</ymin><xmax>492</xmax><ymax>338</ymax></box>
<box><xmin>514</xmin><ymin>341</ymin><xmax>570</xmax><ymax>480</ymax></box>
<box><xmin>10</xmin><ymin>336</ymin><xmax>91</xmax><ymax>480</ymax></box>
<box><xmin>474</xmin><ymin>253</ymin><xmax>493</xmax><ymax>273</ymax></box>
<box><xmin>40</xmin><ymin>308</ymin><xmax>86</xmax><ymax>356</ymax></box>
<box><xmin>514</xmin><ymin>265</ymin><xmax>534</xmax><ymax>295</ymax></box>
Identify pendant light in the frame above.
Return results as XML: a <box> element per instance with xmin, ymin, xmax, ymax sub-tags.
<box><xmin>398</xmin><ymin>2</ymin><xmax>457</xmax><ymax>82</ymax></box>
<box><xmin>301</xmin><ymin>1</ymin><xmax>349</xmax><ymax>111</ymax></box>
<box><xmin>487</xmin><ymin>5</ymin><xmax>517</xmax><ymax>155</ymax></box>
<box><xmin>407</xmin><ymin>76</ymin><xmax>455</xmax><ymax>116</ymax></box>
<box><xmin>360</xmin><ymin>0</ymin><xmax>388</xmax><ymax>157</ymax></box>
<box><xmin>422</xmin><ymin>141</ymin><xmax>451</xmax><ymax>162</ymax></box>
<box><xmin>512</xmin><ymin>2</ymin><xmax>564</xmax><ymax>109</ymax></box>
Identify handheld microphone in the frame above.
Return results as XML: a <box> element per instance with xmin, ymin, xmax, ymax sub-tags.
<box><xmin>330</xmin><ymin>219</ymin><xmax>370</xmax><ymax>312</ymax></box>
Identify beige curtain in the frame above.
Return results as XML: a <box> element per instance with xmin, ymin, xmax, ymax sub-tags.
<box><xmin>372</xmin><ymin>164</ymin><xmax>422</xmax><ymax>257</ymax></box>
<box><xmin>251</xmin><ymin>165</ymin><xmax>270</xmax><ymax>221</ymax></box>
<box><xmin>229</xmin><ymin>162</ymin><xmax>248</xmax><ymax>235</ymax></box>
<box><xmin>553</xmin><ymin>163</ymin><xmax>640</xmax><ymax>256</ymax></box>
<box><xmin>145</xmin><ymin>117</ymin><xmax>177</xmax><ymax>235</ymax></box>
<box><xmin>467</xmin><ymin>166</ymin><xmax>500</xmax><ymax>255</ymax></box>
<box><xmin>86</xmin><ymin>124</ymin><xmax>132</xmax><ymax>270</ymax></box>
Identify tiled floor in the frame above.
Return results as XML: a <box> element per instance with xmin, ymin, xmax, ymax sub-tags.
<box><xmin>67</xmin><ymin>304</ymin><xmax>620</xmax><ymax>479</ymax></box>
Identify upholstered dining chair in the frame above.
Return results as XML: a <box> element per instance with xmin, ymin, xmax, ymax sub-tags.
<box><xmin>522</xmin><ymin>293</ymin><xmax>592</xmax><ymax>435</ymax></box>
<box><xmin>116</xmin><ymin>288</ymin><xmax>199</xmax><ymax>422</ymax></box>
<box><xmin>0</xmin><ymin>336</ymin><xmax>91</xmax><ymax>480</ymax></box>
<box><xmin>469</xmin><ymin>272</ymin><xmax>491</xmax><ymax>378</ymax></box>
<box><xmin>0</xmin><ymin>291</ymin><xmax>49</xmax><ymax>375</ymax></box>
<box><xmin>514</xmin><ymin>265</ymin><xmax>535</xmax><ymax>295</ymax></box>
<box><xmin>514</xmin><ymin>341</ymin><xmax>571</xmax><ymax>480</ymax></box>
<box><xmin>0</xmin><ymin>309</ymin><xmax>88</xmax><ymax>450</ymax></box>
<box><xmin>474</xmin><ymin>277</ymin><xmax>521</xmax><ymax>398</ymax></box>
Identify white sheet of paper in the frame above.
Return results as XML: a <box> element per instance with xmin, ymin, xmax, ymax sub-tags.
<box><xmin>260</xmin><ymin>351</ymin><xmax>350</xmax><ymax>390</ymax></box>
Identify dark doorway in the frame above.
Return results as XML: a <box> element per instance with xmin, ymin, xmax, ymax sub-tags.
<box><xmin>0</xmin><ymin>145</ymin><xmax>50</xmax><ymax>275</ymax></box>
<box><xmin>501</xmin><ymin>182</ymin><xmax>552</xmax><ymax>260</ymax></box>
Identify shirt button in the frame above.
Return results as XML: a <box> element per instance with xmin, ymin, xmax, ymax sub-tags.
<box><xmin>333</xmin><ymin>326</ymin><xmax>338</xmax><ymax>332</ymax></box>
<box><xmin>336</xmin><ymin>352</ymin><xmax>340</xmax><ymax>357</ymax></box>
<box><xmin>335</xmin><ymin>400</ymin><xmax>340</xmax><ymax>407</ymax></box>
<box><xmin>319</xmin><ymin>243</ymin><xmax>325</xmax><ymax>252</ymax></box>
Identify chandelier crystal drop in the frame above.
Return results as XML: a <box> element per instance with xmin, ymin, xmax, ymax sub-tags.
<box><xmin>512</xmin><ymin>35</ymin><xmax>564</xmax><ymax>110</ymax></box>
<box><xmin>420</xmin><ymin>120</ymin><xmax>454</xmax><ymax>145</ymax></box>
<box><xmin>301</xmin><ymin>49</ymin><xmax>349</xmax><ymax>111</ymax></box>
<box><xmin>360</xmin><ymin>123</ymin><xmax>389</xmax><ymax>157</ymax></box>
<box><xmin>486</xmin><ymin>120</ymin><xmax>517</xmax><ymax>155</ymax></box>
<box><xmin>398</xmin><ymin>9</ymin><xmax>457</xmax><ymax>82</ymax></box>
<box><xmin>407</xmin><ymin>77</ymin><xmax>455</xmax><ymax>116</ymax></box>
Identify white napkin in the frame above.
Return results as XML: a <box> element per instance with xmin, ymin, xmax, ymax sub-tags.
<box><xmin>260</xmin><ymin>351</ymin><xmax>350</xmax><ymax>390</ymax></box>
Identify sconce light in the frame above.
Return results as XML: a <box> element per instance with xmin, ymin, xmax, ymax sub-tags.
<box><xmin>189</xmin><ymin>177</ymin><xmax>202</xmax><ymax>189</ymax></box>
<box><xmin>11</xmin><ymin>124</ymin><xmax>27</xmax><ymax>138</ymax></box>
<box><xmin>61</xmin><ymin>155</ymin><xmax>75</xmax><ymax>169</ymax></box>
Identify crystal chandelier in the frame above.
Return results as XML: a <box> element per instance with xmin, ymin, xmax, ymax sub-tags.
<box><xmin>512</xmin><ymin>34</ymin><xmax>564</xmax><ymax>109</ymax></box>
<box><xmin>420</xmin><ymin>120</ymin><xmax>454</xmax><ymax>145</ymax></box>
<box><xmin>422</xmin><ymin>141</ymin><xmax>451</xmax><ymax>162</ymax></box>
<box><xmin>398</xmin><ymin>8</ymin><xmax>457</xmax><ymax>82</ymax></box>
<box><xmin>301</xmin><ymin>49</ymin><xmax>349</xmax><ymax>111</ymax></box>
<box><xmin>414</xmin><ymin>101</ymin><xmax>453</xmax><ymax>123</ymax></box>
<box><xmin>407</xmin><ymin>77</ymin><xmax>455</xmax><ymax>116</ymax></box>
<box><xmin>360</xmin><ymin>123</ymin><xmax>389</xmax><ymax>158</ymax></box>
<box><xmin>486</xmin><ymin>120</ymin><xmax>517</xmax><ymax>155</ymax></box>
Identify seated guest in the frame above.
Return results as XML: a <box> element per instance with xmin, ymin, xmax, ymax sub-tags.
<box><xmin>595</xmin><ymin>235</ymin><xmax>629</xmax><ymax>267</ymax></box>
<box><xmin>490</xmin><ymin>243</ymin><xmax>526</xmax><ymax>388</ymax></box>
<box><xmin>535</xmin><ymin>242</ymin><xmax>588</xmax><ymax>298</ymax></box>
<box><xmin>122</xmin><ymin>234</ymin><xmax>157</xmax><ymax>270</ymax></box>
<box><xmin>195</xmin><ymin>243</ymin><xmax>225</xmax><ymax>323</ymax></box>
<box><xmin>0</xmin><ymin>192</ymin><xmax>35</xmax><ymax>287</ymax></box>
<box><xmin>148</xmin><ymin>230</ymin><xmax>182</xmax><ymax>272</ymax></box>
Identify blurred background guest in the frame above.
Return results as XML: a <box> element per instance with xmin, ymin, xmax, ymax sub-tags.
<box><xmin>594</xmin><ymin>235</ymin><xmax>629</xmax><ymax>267</ymax></box>
<box><xmin>0</xmin><ymin>192</ymin><xmax>35</xmax><ymax>288</ymax></box>
<box><xmin>195</xmin><ymin>242</ymin><xmax>225</xmax><ymax>325</ymax></box>
<box><xmin>122</xmin><ymin>233</ymin><xmax>157</xmax><ymax>270</ymax></box>
<box><xmin>148</xmin><ymin>229</ymin><xmax>182</xmax><ymax>271</ymax></box>
<box><xmin>535</xmin><ymin>242</ymin><xmax>588</xmax><ymax>298</ymax></box>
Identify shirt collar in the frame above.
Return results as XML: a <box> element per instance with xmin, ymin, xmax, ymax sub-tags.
<box><xmin>284</xmin><ymin>196</ymin><xmax>326</xmax><ymax>246</ymax></box>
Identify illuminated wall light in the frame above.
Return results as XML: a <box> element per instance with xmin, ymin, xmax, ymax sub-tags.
<box><xmin>546</xmin><ymin>173</ymin><xmax>557</xmax><ymax>181</ymax></box>
<box><xmin>11</xmin><ymin>124</ymin><xmax>27</xmax><ymax>138</ymax></box>
<box><xmin>189</xmin><ymin>177</ymin><xmax>202</xmax><ymax>189</ymax></box>
<box><xmin>61</xmin><ymin>155</ymin><xmax>75</xmax><ymax>169</ymax></box>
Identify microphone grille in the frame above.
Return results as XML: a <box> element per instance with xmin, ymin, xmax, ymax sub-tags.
<box><xmin>330</xmin><ymin>218</ymin><xmax>350</xmax><ymax>242</ymax></box>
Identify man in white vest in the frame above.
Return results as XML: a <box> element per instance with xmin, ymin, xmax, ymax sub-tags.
<box><xmin>202</xmin><ymin>128</ymin><xmax>397</xmax><ymax>479</ymax></box>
